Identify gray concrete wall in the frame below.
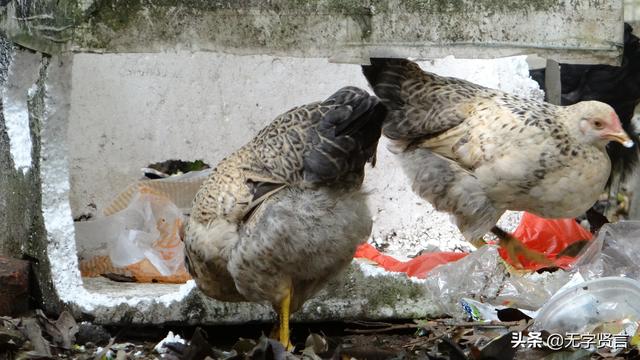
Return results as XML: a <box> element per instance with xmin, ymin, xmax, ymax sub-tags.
<box><xmin>0</xmin><ymin>36</ymin><xmax>20</xmax><ymax>257</ymax></box>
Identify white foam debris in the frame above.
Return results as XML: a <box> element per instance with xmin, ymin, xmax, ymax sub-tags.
<box><xmin>94</xmin><ymin>347</ymin><xmax>114</xmax><ymax>358</ymax></box>
<box><xmin>495</xmin><ymin>211</ymin><xmax>525</xmax><ymax>234</ymax></box>
<box><xmin>354</xmin><ymin>258</ymin><xmax>426</xmax><ymax>283</ymax></box>
<box><xmin>154</xmin><ymin>331</ymin><xmax>186</xmax><ymax>354</ymax></box>
<box><xmin>418</xmin><ymin>55</ymin><xmax>545</xmax><ymax>101</ymax></box>
<box><xmin>2</xmin><ymin>78</ymin><xmax>34</xmax><ymax>175</ymax></box>
<box><xmin>3</xmin><ymin>100</ymin><xmax>32</xmax><ymax>172</ymax></box>
<box><xmin>355</xmin><ymin>258</ymin><xmax>395</xmax><ymax>278</ymax></box>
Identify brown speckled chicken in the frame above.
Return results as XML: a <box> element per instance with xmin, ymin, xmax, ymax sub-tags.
<box><xmin>362</xmin><ymin>58</ymin><xmax>633</xmax><ymax>267</ymax></box>
<box><xmin>184</xmin><ymin>87</ymin><xmax>385</xmax><ymax>348</ymax></box>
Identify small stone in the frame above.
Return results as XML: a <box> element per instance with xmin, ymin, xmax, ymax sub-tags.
<box><xmin>0</xmin><ymin>322</ymin><xmax>26</xmax><ymax>351</ymax></box>
<box><xmin>76</xmin><ymin>323</ymin><xmax>111</xmax><ymax>346</ymax></box>
<box><xmin>0</xmin><ymin>257</ymin><xmax>30</xmax><ymax>316</ymax></box>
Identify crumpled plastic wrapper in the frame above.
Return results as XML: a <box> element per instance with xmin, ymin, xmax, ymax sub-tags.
<box><xmin>77</xmin><ymin>187</ymin><xmax>191</xmax><ymax>283</ymax></box>
<box><xmin>424</xmin><ymin>221</ymin><xmax>640</xmax><ymax>323</ymax></box>
<box><xmin>423</xmin><ymin>245</ymin><xmax>571</xmax><ymax>318</ymax></box>
<box><xmin>574</xmin><ymin>220</ymin><xmax>640</xmax><ymax>281</ymax></box>
<box><xmin>76</xmin><ymin>170</ymin><xmax>213</xmax><ymax>283</ymax></box>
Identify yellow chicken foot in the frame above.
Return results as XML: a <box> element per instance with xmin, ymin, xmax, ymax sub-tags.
<box><xmin>490</xmin><ymin>226</ymin><xmax>554</xmax><ymax>269</ymax></box>
<box><xmin>276</xmin><ymin>286</ymin><xmax>294</xmax><ymax>351</ymax></box>
<box><xmin>470</xmin><ymin>238</ymin><xmax>487</xmax><ymax>249</ymax></box>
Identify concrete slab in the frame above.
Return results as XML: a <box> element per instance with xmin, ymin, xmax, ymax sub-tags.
<box><xmin>0</xmin><ymin>0</ymin><xmax>625</xmax><ymax>65</ymax></box>
<box><xmin>79</xmin><ymin>263</ymin><xmax>435</xmax><ymax>325</ymax></box>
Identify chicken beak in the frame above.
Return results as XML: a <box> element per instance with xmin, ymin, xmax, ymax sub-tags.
<box><xmin>606</xmin><ymin>131</ymin><xmax>635</xmax><ymax>148</ymax></box>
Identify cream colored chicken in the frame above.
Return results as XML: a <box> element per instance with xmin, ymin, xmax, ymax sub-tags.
<box><xmin>183</xmin><ymin>87</ymin><xmax>385</xmax><ymax>348</ymax></box>
<box><xmin>362</xmin><ymin>58</ymin><xmax>633</xmax><ymax>267</ymax></box>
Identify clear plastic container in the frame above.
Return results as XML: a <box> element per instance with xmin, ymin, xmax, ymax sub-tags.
<box><xmin>532</xmin><ymin>276</ymin><xmax>640</xmax><ymax>334</ymax></box>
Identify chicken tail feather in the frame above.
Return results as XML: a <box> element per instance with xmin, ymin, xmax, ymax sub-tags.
<box><xmin>302</xmin><ymin>87</ymin><xmax>386</xmax><ymax>186</ymax></box>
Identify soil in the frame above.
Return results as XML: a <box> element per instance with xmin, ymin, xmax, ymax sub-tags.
<box><xmin>3</xmin><ymin>313</ymin><xmax>640</xmax><ymax>360</ymax></box>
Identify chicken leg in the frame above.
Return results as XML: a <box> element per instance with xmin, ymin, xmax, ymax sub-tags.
<box><xmin>491</xmin><ymin>226</ymin><xmax>553</xmax><ymax>269</ymax></box>
<box><xmin>470</xmin><ymin>238</ymin><xmax>487</xmax><ymax>248</ymax></box>
<box><xmin>276</xmin><ymin>286</ymin><xmax>294</xmax><ymax>351</ymax></box>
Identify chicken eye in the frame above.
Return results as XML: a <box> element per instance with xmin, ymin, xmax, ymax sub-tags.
<box><xmin>593</xmin><ymin>120</ymin><xmax>603</xmax><ymax>129</ymax></box>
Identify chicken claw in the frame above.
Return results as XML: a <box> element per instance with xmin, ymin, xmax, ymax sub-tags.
<box><xmin>491</xmin><ymin>226</ymin><xmax>554</xmax><ymax>269</ymax></box>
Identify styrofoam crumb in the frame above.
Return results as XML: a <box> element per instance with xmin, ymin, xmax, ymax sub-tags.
<box><xmin>355</xmin><ymin>259</ymin><xmax>396</xmax><ymax>278</ymax></box>
<box><xmin>354</xmin><ymin>258</ymin><xmax>426</xmax><ymax>283</ymax></box>
<box><xmin>154</xmin><ymin>331</ymin><xmax>186</xmax><ymax>354</ymax></box>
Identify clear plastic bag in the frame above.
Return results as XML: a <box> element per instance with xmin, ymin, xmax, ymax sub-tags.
<box><xmin>77</xmin><ymin>170</ymin><xmax>214</xmax><ymax>283</ymax></box>
<box><xmin>420</xmin><ymin>220</ymin><xmax>640</xmax><ymax>328</ymax></box>
<box><xmin>422</xmin><ymin>246</ymin><xmax>505</xmax><ymax>317</ymax></box>
<box><xmin>108</xmin><ymin>189</ymin><xmax>185</xmax><ymax>276</ymax></box>
<box><xmin>574</xmin><ymin>221</ymin><xmax>640</xmax><ymax>281</ymax></box>
<box><xmin>423</xmin><ymin>245</ymin><xmax>571</xmax><ymax>318</ymax></box>
<box><xmin>78</xmin><ymin>185</ymin><xmax>191</xmax><ymax>283</ymax></box>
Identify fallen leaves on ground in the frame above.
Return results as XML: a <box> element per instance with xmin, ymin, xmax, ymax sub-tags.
<box><xmin>2</xmin><ymin>313</ymin><xmax>640</xmax><ymax>359</ymax></box>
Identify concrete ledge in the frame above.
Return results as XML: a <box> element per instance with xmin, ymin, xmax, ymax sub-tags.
<box><xmin>75</xmin><ymin>262</ymin><xmax>434</xmax><ymax>325</ymax></box>
<box><xmin>0</xmin><ymin>0</ymin><xmax>624</xmax><ymax>64</ymax></box>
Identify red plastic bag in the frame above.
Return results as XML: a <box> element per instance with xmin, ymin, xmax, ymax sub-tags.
<box><xmin>498</xmin><ymin>212</ymin><xmax>593</xmax><ymax>270</ymax></box>
<box><xmin>354</xmin><ymin>212</ymin><xmax>593</xmax><ymax>277</ymax></box>
<box><xmin>354</xmin><ymin>243</ymin><xmax>466</xmax><ymax>278</ymax></box>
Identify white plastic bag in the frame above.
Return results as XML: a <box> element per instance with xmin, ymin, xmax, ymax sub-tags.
<box><xmin>108</xmin><ymin>191</ymin><xmax>185</xmax><ymax>276</ymax></box>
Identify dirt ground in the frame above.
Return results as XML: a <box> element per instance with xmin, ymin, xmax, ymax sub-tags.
<box><xmin>2</xmin><ymin>311</ymin><xmax>640</xmax><ymax>360</ymax></box>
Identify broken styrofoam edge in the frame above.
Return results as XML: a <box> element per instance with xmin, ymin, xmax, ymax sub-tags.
<box><xmin>3</xmin><ymin>98</ymin><xmax>32</xmax><ymax>173</ymax></box>
<box><xmin>154</xmin><ymin>331</ymin><xmax>186</xmax><ymax>354</ymax></box>
<box><xmin>2</xmin><ymin>50</ymin><xmax>37</xmax><ymax>174</ymax></box>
